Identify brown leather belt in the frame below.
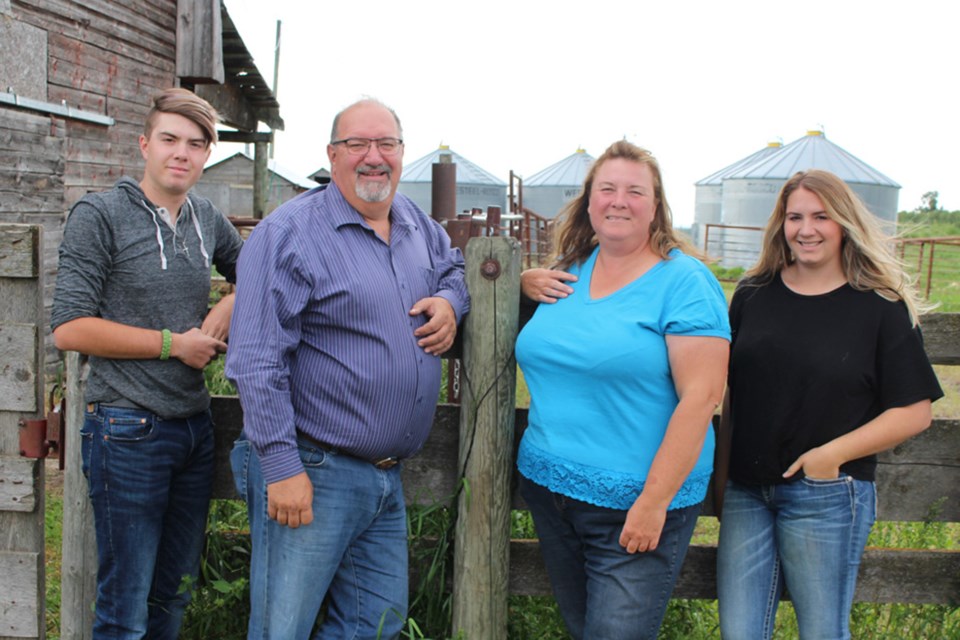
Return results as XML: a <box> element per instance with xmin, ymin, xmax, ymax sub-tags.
<box><xmin>296</xmin><ymin>431</ymin><xmax>399</xmax><ymax>470</ymax></box>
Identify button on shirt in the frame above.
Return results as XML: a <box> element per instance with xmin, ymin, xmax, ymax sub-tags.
<box><xmin>226</xmin><ymin>183</ymin><xmax>469</xmax><ymax>484</ymax></box>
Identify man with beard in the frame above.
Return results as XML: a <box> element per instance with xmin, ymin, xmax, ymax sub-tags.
<box><xmin>226</xmin><ymin>98</ymin><xmax>469</xmax><ymax>639</ymax></box>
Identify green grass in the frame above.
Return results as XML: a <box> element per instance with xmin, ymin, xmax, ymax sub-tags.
<box><xmin>45</xmin><ymin>491</ymin><xmax>63</xmax><ymax>639</ymax></box>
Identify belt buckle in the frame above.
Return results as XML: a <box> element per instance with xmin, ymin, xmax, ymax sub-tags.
<box><xmin>373</xmin><ymin>457</ymin><xmax>398</xmax><ymax>470</ymax></box>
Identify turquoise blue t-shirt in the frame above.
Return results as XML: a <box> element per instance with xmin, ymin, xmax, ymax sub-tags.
<box><xmin>516</xmin><ymin>247</ymin><xmax>730</xmax><ymax>510</ymax></box>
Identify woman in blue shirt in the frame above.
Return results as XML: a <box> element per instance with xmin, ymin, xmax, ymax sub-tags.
<box><xmin>517</xmin><ymin>140</ymin><xmax>730</xmax><ymax>639</ymax></box>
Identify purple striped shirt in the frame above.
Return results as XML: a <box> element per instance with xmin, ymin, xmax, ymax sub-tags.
<box><xmin>226</xmin><ymin>182</ymin><xmax>469</xmax><ymax>484</ymax></box>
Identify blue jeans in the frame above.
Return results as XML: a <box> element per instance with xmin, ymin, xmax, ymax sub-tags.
<box><xmin>716</xmin><ymin>477</ymin><xmax>877</xmax><ymax>640</ymax></box>
<box><xmin>80</xmin><ymin>403</ymin><xmax>214</xmax><ymax>639</ymax></box>
<box><xmin>520</xmin><ymin>476</ymin><xmax>701</xmax><ymax>640</ymax></box>
<box><xmin>231</xmin><ymin>436</ymin><xmax>409</xmax><ymax>640</ymax></box>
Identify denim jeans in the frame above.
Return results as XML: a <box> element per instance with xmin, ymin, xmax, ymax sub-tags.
<box><xmin>80</xmin><ymin>403</ymin><xmax>214</xmax><ymax>639</ymax></box>
<box><xmin>716</xmin><ymin>477</ymin><xmax>877</xmax><ymax>640</ymax></box>
<box><xmin>520</xmin><ymin>476</ymin><xmax>701</xmax><ymax>640</ymax></box>
<box><xmin>231</xmin><ymin>436</ymin><xmax>409</xmax><ymax>640</ymax></box>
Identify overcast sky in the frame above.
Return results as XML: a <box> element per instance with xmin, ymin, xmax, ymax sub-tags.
<box><xmin>214</xmin><ymin>0</ymin><xmax>958</xmax><ymax>226</ymax></box>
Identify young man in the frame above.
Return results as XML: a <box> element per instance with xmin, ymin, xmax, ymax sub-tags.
<box><xmin>227</xmin><ymin>98</ymin><xmax>470</xmax><ymax>638</ymax></box>
<box><xmin>51</xmin><ymin>88</ymin><xmax>244</xmax><ymax>639</ymax></box>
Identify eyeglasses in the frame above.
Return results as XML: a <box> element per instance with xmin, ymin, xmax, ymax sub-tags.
<box><xmin>331</xmin><ymin>137</ymin><xmax>404</xmax><ymax>156</ymax></box>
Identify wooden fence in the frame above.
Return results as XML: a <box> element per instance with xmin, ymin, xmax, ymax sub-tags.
<box><xmin>56</xmin><ymin>236</ymin><xmax>960</xmax><ymax>639</ymax></box>
<box><xmin>0</xmin><ymin>224</ymin><xmax>47</xmax><ymax>640</ymax></box>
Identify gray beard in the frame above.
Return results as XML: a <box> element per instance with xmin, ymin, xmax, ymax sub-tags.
<box><xmin>355</xmin><ymin>179</ymin><xmax>391</xmax><ymax>203</ymax></box>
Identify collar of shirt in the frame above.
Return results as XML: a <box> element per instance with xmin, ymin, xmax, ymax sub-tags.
<box><xmin>322</xmin><ymin>181</ymin><xmax>418</xmax><ymax>237</ymax></box>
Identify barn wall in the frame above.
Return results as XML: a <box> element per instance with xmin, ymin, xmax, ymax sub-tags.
<box><xmin>1</xmin><ymin>0</ymin><xmax>179</xmax><ymax>372</ymax></box>
<box><xmin>194</xmin><ymin>156</ymin><xmax>307</xmax><ymax>217</ymax></box>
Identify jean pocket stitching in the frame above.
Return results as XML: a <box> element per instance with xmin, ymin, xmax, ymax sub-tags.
<box><xmin>103</xmin><ymin>415</ymin><xmax>157</xmax><ymax>442</ymax></box>
<box><xmin>800</xmin><ymin>473</ymin><xmax>850</xmax><ymax>486</ymax></box>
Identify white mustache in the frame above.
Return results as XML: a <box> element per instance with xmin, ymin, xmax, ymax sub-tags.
<box><xmin>357</xmin><ymin>164</ymin><xmax>391</xmax><ymax>176</ymax></box>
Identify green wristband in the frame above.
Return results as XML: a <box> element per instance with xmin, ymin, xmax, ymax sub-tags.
<box><xmin>159</xmin><ymin>329</ymin><xmax>172</xmax><ymax>360</ymax></box>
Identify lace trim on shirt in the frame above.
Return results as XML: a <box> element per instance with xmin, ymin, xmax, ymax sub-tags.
<box><xmin>518</xmin><ymin>439</ymin><xmax>710</xmax><ymax>510</ymax></box>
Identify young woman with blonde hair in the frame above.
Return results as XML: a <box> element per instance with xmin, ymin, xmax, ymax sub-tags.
<box><xmin>716</xmin><ymin>169</ymin><xmax>942</xmax><ymax>640</ymax></box>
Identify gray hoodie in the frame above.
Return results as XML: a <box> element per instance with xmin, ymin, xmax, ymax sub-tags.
<box><xmin>51</xmin><ymin>177</ymin><xmax>244</xmax><ymax>418</ymax></box>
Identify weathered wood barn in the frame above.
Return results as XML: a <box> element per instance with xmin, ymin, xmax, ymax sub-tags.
<box><xmin>0</xmin><ymin>0</ymin><xmax>282</xmax><ymax>372</ymax></box>
<box><xmin>194</xmin><ymin>151</ymin><xmax>317</xmax><ymax>218</ymax></box>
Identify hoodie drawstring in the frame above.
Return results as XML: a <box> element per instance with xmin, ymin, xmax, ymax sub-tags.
<box><xmin>138</xmin><ymin>197</ymin><xmax>209</xmax><ymax>270</ymax></box>
<box><xmin>140</xmin><ymin>199</ymin><xmax>169</xmax><ymax>270</ymax></box>
<box><xmin>186</xmin><ymin>198</ymin><xmax>210</xmax><ymax>268</ymax></box>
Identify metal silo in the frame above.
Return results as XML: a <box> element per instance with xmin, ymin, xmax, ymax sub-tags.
<box><xmin>718</xmin><ymin>131</ymin><xmax>899</xmax><ymax>267</ymax></box>
<box><xmin>523</xmin><ymin>148</ymin><xmax>595</xmax><ymax>218</ymax></box>
<box><xmin>692</xmin><ymin>142</ymin><xmax>782</xmax><ymax>258</ymax></box>
<box><xmin>398</xmin><ymin>145</ymin><xmax>507</xmax><ymax>215</ymax></box>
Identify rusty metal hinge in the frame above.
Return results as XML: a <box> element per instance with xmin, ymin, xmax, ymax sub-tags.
<box><xmin>18</xmin><ymin>387</ymin><xmax>66</xmax><ymax>469</ymax></box>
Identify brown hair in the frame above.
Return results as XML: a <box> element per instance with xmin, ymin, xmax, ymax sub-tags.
<box><xmin>144</xmin><ymin>88</ymin><xmax>219</xmax><ymax>146</ymax></box>
<box><xmin>747</xmin><ymin>169</ymin><xmax>929</xmax><ymax>325</ymax></box>
<box><xmin>550</xmin><ymin>140</ymin><xmax>697</xmax><ymax>270</ymax></box>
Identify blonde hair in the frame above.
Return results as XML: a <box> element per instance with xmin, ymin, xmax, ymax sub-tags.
<box><xmin>747</xmin><ymin>169</ymin><xmax>929</xmax><ymax>325</ymax></box>
<box><xmin>144</xmin><ymin>88</ymin><xmax>219</xmax><ymax>146</ymax></box>
<box><xmin>550</xmin><ymin>140</ymin><xmax>697</xmax><ymax>271</ymax></box>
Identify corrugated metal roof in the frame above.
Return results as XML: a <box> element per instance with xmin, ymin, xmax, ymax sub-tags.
<box><xmin>219</xmin><ymin>3</ymin><xmax>283</xmax><ymax>130</ymax></box>
<box><xmin>695</xmin><ymin>142</ymin><xmax>782</xmax><ymax>186</ymax></box>
<box><xmin>205</xmin><ymin>151</ymin><xmax>319</xmax><ymax>190</ymax></box>
<box><xmin>401</xmin><ymin>145</ymin><xmax>506</xmax><ymax>185</ymax></box>
<box><xmin>726</xmin><ymin>131</ymin><xmax>899</xmax><ymax>187</ymax></box>
<box><xmin>525</xmin><ymin>148</ymin><xmax>595</xmax><ymax>186</ymax></box>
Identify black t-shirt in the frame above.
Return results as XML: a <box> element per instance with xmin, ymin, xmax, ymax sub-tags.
<box><xmin>727</xmin><ymin>274</ymin><xmax>943</xmax><ymax>485</ymax></box>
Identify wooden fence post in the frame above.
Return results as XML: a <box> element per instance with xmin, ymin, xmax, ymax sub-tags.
<box><xmin>0</xmin><ymin>224</ymin><xmax>46</xmax><ymax>640</ymax></box>
<box><xmin>452</xmin><ymin>236</ymin><xmax>521</xmax><ymax>639</ymax></box>
<box><xmin>59</xmin><ymin>351</ymin><xmax>95</xmax><ymax>640</ymax></box>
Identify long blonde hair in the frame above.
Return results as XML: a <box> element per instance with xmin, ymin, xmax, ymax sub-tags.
<box><xmin>550</xmin><ymin>140</ymin><xmax>697</xmax><ymax>271</ymax></box>
<box><xmin>747</xmin><ymin>169</ymin><xmax>929</xmax><ymax>325</ymax></box>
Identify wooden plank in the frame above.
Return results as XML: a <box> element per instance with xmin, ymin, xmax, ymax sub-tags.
<box><xmin>0</xmin><ymin>223</ymin><xmax>46</xmax><ymax>638</ymax></box>
<box><xmin>0</xmin><ymin>551</ymin><xmax>40</xmax><ymax>638</ymax></box>
<box><xmin>507</xmin><ymin>540</ymin><xmax>960</xmax><ymax>604</ymax></box>
<box><xmin>0</xmin><ymin>126</ymin><xmax>65</xmax><ymax>155</ymax></box>
<box><xmin>0</xmin><ymin>188</ymin><xmax>66</xmax><ymax>214</ymax></box>
<box><xmin>452</xmin><ymin>237</ymin><xmax>521</xmax><ymax>639</ymax></box>
<box><xmin>176</xmin><ymin>0</ymin><xmax>224</xmax><ymax>84</ymax></box>
<box><xmin>854</xmin><ymin>547</ymin><xmax>960</xmax><ymax>604</ymax></box>
<box><xmin>210</xmin><ymin>399</ymin><xmax>467</xmax><ymax>505</ymax></box>
<box><xmin>252</xmin><ymin>141</ymin><xmax>268</xmax><ymax>218</ymax></box>
<box><xmin>48</xmin><ymin>48</ymin><xmax>173</xmax><ymax>104</ymax></box>
<box><xmin>0</xmin><ymin>187</ymin><xmax>67</xmax><ymax>218</ymax></box>
<box><xmin>15</xmin><ymin>0</ymin><xmax>176</xmax><ymax>61</ymax></box>
<box><xmin>877</xmin><ymin>419</ymin><xmax>960</xmax><ymax>522</ymax></box>
<box><xmin>921</xmin><ymin>312</ymin><xmax>960</xmax><ymax>365</ymax></box>
<box><xmin>0</xmin><ymin>108</ymin><xmax>66</xmax><ymax>139</ymax></box>
<box><xmin>0</xmin><ymin>225</ymin><xmax>39</xmax><ymax>278</ymax></box>
<box><xmin>42</xmin><ymin>84</ymin><xmax>107</xmax><ymax>116</ymax></box>
<box><xmin>209</xmin><ymin>402</ymin><xmax>960</xmax><ymax>523</ymax></box>
<box><xmin>195</xmin><ymin>83</ymin><xmax>258</xmax><ymax>132</ymax></box>
<box><xmin>0</xmin><ymin>324</ymin><xmax>38</xmax><ymax>412</ymax></box>
<box><xmin>0</xmin><ymin>150</ymin><xmax>64</xmax><ymax>177</ymax></box>
<box><xmin>0</xmin><ymin>457</ymin><xmax>38</xmax><ymax>513</ymax></box>
<box><xmin>60</xmin><ymin>351</ymin><xmax>96</xmax><ymax>640</ymax></box>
